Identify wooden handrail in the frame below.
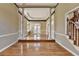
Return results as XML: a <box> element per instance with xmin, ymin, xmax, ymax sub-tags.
<box><xmin>68</xmin><ymin>20</ymin><xmax>79</xmax><ymax>29</ymax></box>
<box><xmin>67</xmin><ymin>19</ymin><xmax>79</xmax><ymax>46</ymax></box>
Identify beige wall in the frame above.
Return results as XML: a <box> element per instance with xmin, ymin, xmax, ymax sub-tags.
<box><xmin>41</xmin><ymin>22</ymin><xmax>46</xmax><ymax>34</ymax></box>
<box><xmin>0</xmin><ymin>3</ymin><xmax>19</xmax><ymax>51</ymax></box>
<box><xmin>55</xmin><ymin>3</ymin><xmax>79</xmax><ymax>55</ymax></box>
<box><xmin>0</xmin><ymin>3</ymin><xmax>19</xmax><ymax>34</ymax></box>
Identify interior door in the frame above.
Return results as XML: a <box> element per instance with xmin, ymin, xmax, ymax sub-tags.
<box><xmin>34</xmin><ymin>24</ymin><xmax>40</xmax><ymax>40</ymax></box>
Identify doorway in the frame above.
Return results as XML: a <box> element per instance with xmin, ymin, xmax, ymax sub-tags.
<box><xmin>18</xmin><ymin>8</ymin><xmax>55</xmax><ymax>41</ymax></box>
<box><xmin>34</xmin><ymin>23</ymin><xmax>41</xmax><ymax>40</ymax></box>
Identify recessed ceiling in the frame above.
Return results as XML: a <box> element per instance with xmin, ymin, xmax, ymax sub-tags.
<box><xmin>24</xmin><ymin>8</ymin><xmax>51</xmax><ymax>20</ymax></box>
<box><xmin>16</xmin><ymin>3</ymin><xmax>57</xmax><ymax>8</ymax></box>
<box><xmin>24</xmin><ymin>8</ymin><xmax>55</xmax><ymax>20</ymax></box>
<box><xmin>17</xmin><ymin>3</ymin><xmax>56</xmax><ymax>21</ymax></box>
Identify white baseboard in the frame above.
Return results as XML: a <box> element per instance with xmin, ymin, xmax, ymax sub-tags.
<box><xmin>55</xmin><ymin>32</ymin><xmax>79</xmax><ymax>56</ymax></box>
<box><xmin>18</xmin><ymin>37</ymin><xmax>23</xmax><ymax>39</ymax></box>
<box><xmin>0</xmin><ymin>32</ymin><xmax>19</xmax><ymax>52</ymax></box>
<box><xmin>0</xmin><ymin>39</ymin><xmax>18</xmax><ymax>52</ymax></box>
<box><xmin>55</xmin><ymin>32</ymin><xmax>68</xmax><ymax>37</ymax></box>
<box><xmin>18</xmin><ymin>36</ymin><xmax>26</xmax><ymax>39</ymax></box>
<box><xmin>56</xmin><ymin>41</ymin><xmax>78</xmax><ymax>56</ymax></box>
<box><xmin>0</xmin><ymin>32</ymin><xmax>18</xmax><ymax>38</ymax></box>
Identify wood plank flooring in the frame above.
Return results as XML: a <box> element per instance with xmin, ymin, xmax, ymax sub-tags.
<box><xmin>0</xmin><ymin>41</ymin><xmax>73</xmax><ymax>56</ymax></box>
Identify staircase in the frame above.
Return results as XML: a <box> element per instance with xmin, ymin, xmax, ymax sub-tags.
<box><xmin>67</xmin><ymin>10</ymin><xmax>79</xmax><ymax>47</ymax></box>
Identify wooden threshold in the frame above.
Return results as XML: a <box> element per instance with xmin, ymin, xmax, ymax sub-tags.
<box><xmin>18</xmin><ymin>40</ymin><xmax>55</xmax><ymax>42</ymax></box>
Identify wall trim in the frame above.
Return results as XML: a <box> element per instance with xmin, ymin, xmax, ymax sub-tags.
<box><xmin>56</xmin><ymin>40</ymin><xmax>78</xmax><ymax>56</ymax></box>
<box><xmin>65</xmin><ymin>6</ymin><xmax>79</xmax><ymax>34</ymax></box>
<box><xmin>0</xmin><ymin>38</ymin><xmax>18</xmax><ymax>52</ymax></box>
<box><xmin>55</xmin><ymin>32</ymin><xmax>69</xmax><ymax>38</ymax></box>
<box><xmin>0</xmin><ymin>32</ymin><xmax>18</xmax><ymax>38</ymax></box>
<box><xmin>66</xmin><ymin>6</ymin><xmax>79</xmax><ymax>15</ymax></box>
<box><xmin>0</xmin><ymin>32</ymin><xmax>19</xmax><ymax>52</ymax></box>
<box><xmin>55</xmin><ymin>32</ymin><xmax>79</xmax><ymax>56</ymax></box>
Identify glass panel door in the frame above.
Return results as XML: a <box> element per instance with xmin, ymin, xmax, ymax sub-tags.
<box><xmin>34</xmin><ymin>24</ymin><xmax>40</xmax><ymax>40</ymax></box>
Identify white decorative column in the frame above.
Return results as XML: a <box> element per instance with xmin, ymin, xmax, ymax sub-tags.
<box><xmin>51</xmin><ymin>14</ymin><xmax>55</xmax><ymax>39</ymax></box>
<box><xmin>22</xmin><ymin>8</ymin><xmax>25</xmax><ymax>39</ymax></box>
<box><xmin>19</xmin><ymin>8</ymin><xmax>25</xmax><ymax>39</ymax></box>
<box><xmin>49</xmin><ymin>8</ymin><xmax>52</xmax><ymax>40</ymax></box>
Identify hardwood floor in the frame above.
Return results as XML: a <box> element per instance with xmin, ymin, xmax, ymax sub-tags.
<box><xmin>0</xmin><ymin>41</ymin><xmax>73</xmax><ymax>56</ymax></box>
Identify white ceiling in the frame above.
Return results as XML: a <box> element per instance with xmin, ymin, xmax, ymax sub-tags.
<box><xmin>24</xmin><ymin>8</ymin><xmax>55</xmax><ymax>20</ymax></box>
<box><xmin>17</xmin><ymin>3</ymin><xmax>56</xmax><ymax>20</ymax></box>
<box><xmin>16</xmin><ymin>3</ymin><xmax>57</xmax><ymax>8</ymax></box>
<box><xmin>24</xmin><ymin>8</ymin><xmax>51</xmax><ymax>20</ymax></box>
